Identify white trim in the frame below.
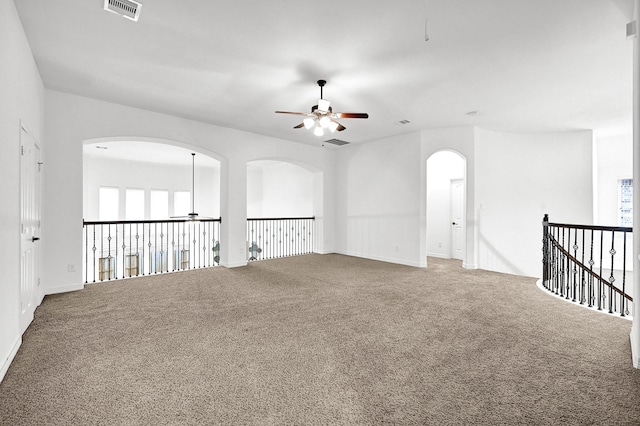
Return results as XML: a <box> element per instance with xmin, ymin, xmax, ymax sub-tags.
<box><xmin>45</xmin><ymin>283</ymin><xmax>84</xmax><ymax>295</ymax></box>
<box><xmin>0</xmin><ymin>336</ymin><xmax>21</xmax><ymax>384</ymax></box>
<box><xmin>221</xmin><ymin>260</ymin><xmax>248</xmax><ymax>268</ymax></box>
<box><xmin>462</xmin><ymin>262</ymin><xmax>478</xmax><ymax>269</ymax></box>
<box><xmin>631</xmin><ymin>326</ymin><xmax>640</xmax><ymax>368</ymax></box>
<box><xmin>427</xmin><ymin>252</ymin><xmax>449</xmax><ymax>259</ymax></box>
<box><xmin>334</xmin><ymin>250</ymin><xmax>423</xmax><ymax>268</ymax></box>
<box><xmin>536</xmin><ymin>279</ymin><xmax>632</xmax><ymax>321</ymax></box>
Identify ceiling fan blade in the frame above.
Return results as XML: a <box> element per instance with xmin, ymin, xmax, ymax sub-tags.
<box><xmin>293</xmin><ymin>123</ymin><xmax>304</xmax><ymax>129</ymax></box>
<box><xmin>336</xmin><ymin>123</ymin><xmax>346</xmax><ymax>131</ymax></box>
<box><xmin>275</xmin><ymin>111</ymin><xmax>308</xmax><ymax>115</ymax></box>
<box><xmin>336</xmin><ymin>112</ymin><xmax>369</xmax><ymax>119</ymax></box>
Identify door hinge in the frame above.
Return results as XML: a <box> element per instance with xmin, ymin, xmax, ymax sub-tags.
<box><xmin>37</xmin><ymin>278</ymin><xmax>40</xmax><ymax>287</ymax></box>
<box><xmin>21</xmin><ymin>145</ymin><xmax>24</xmax><ymax>156</ymax></box>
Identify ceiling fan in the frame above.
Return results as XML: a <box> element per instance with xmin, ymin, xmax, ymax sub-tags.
<box><xmin>275</xmin><ymin>80</ymin><xmax>369</xmax><ymax>136</ymax></box>
<box><xmin>171</xmin><ymin>153</ymin><xmax>214</xmax><ymax>221</ymax></box>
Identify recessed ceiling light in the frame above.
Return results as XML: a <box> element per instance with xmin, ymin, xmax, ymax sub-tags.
<box><xmin>466</xmin><ymin>111</ymin><xmax>478</xmax><ymax>116</ymax></box>
<box><xmin>397</xmin><ymin>119</ymin><xmax>411</xmax><ymax>125</ymax></box>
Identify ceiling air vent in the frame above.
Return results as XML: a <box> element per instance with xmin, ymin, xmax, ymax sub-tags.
<box><xmin>103</xmin><ymin>0</ymin><xmax>142</xmax><ymax>22</ymax></box>
<box><xmin>324</xmin><ymin>139</ymin><xmax>350</xmax><ymax>146</ymax></box>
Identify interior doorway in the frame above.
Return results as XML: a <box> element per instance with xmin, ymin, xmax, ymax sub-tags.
<box><xmin>450</xmin><ymin>178</ymin><xmax>464</xmax><ymax>260</ymax></box>
<box><xmin>19</xmin><ymin>124</ymin><xmax>41</xmax><ymax>334</ymax></box>
<box><xmin>426</xmin><ymin>151</ymin><xmax>466</xmax><ymax>264</ymax></box>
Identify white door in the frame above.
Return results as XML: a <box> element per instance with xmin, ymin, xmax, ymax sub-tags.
<box><xmin>450</xmin><ymin>179</ymin><xmax>464</xmax><ymax>261</ymax></box>
<box><xmin>20</xmin><ymin>125</ymin><xmax>41</xmax><ymax>334</ymax></box>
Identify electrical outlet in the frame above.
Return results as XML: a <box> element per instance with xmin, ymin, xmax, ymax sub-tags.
<box><xmin>438</xmin><ymin>242</ymin><xmax>443</xmax><ymax>248</ymax></box>
<box><xmin>67</xmin><ymin>264</ymin><xmax>76</xmax><ymax>272</ymax></box>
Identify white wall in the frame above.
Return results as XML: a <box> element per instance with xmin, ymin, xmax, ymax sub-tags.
<box><xmin>595</xmin><ymin>134</ymin><xmax>633</xmax><ymax>226</ymax></box>
<box><xmin>335</xmin><ymin>132</ymin><xmax>423</xmax><ymax>266</ymax></box>
<box><xmin>43</xmin><ymin>90</ymin><xmax>336</xmax><ymax>292</ymax></box>
<box><xmin>83</xmin><ymin>156</ymin><xmax>220</xmax><ymax>220</ymax></box>
<box><xmin>426</xmin><ymin>151</ymin><xmax>465</xmax><ymax>258</ymax></box>
<box><xmin>474</xmin><ymin>128</ymin><xmax>594</xmax><ymax>277</ymax></box>
<box><xmin>0</xmin><ymin>0</ymin><xmax>45</xmax><ymax>381</ymax></box>
<box><xmin>247</xmin><ymin>161</ymin><xmax>314</xmax><ymax>218</ymax></box>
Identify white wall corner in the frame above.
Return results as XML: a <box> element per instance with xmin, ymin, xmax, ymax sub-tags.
<box><xmin>0</xmin><ymin>336</ymin><xmax>21</xmax><ymax>384</ymax></box>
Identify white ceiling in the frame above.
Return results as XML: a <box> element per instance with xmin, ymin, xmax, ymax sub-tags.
<box><xmin>15</xmin><ymin>0</ymin><xmax>636</xmax><ymax>147</ymax></box>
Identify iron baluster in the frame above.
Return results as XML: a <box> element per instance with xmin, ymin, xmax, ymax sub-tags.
<box><xmin>621</xmin><ymin>232</ymin><xmax>627</xmax><ymax>316</ymax></box>
<box><xmin>609</xmin><ymin>231</ymin><xmax>615</xmax><ymax>314</ymax></box>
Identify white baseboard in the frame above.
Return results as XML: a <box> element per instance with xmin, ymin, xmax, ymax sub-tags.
<box><xmin>334</xmin><ymin>250</ymin><xmax>422</xmax><ymax>268</ymax></box>
<box><xmin>221</xmin><ymin>260</ymin><xmax>248</xmax><ymax>268</ymax></box>
<box><xmin>45</xmin><ymin>283</ymin><xmax>84</xmax><ymax>296</ymax></box>
<box><xmin>313</xmin><ymin>249</ymin><xmax>333</xmax><ymax>255</ymax></box>
<box><xmin>463</xmin><ymin>262</ymin><xmax>478</xmax><ymax>269</ymax></box>
<box><xmin>0</xmin><ymin>336</ymin><xmax>22</xmax><ymax>384</ymax></box>
<box><xmin>631</xmin><ymin>327</ymin><xmax>640</xmax><ymax>369</ymax></box>
<box><xmin>426</xmin><ymin>252</ymin><xmax>449</xmax><ymax>259</ymax></box>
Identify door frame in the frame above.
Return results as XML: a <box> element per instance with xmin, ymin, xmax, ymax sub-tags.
<box><xmin>450</xmin><ymin>178</ymin><xmax>465</xmax><ymax>260</ymax></box>
<box><xmin>19</xmin><ymin>122</ymin><xmax>42</xmax><ymax>334</ymax></box>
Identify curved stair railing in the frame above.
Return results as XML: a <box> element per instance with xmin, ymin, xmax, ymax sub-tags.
<box><xmin>542</xmin><ymin>214</ymin><xmax>633</xmax><ymax>317</ymax></box>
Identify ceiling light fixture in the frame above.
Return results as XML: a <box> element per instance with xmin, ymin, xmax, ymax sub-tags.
<box><xmin>275</xmin><ymin>80</ymin><xmax>369</xmax><ymax>136</ymax></box>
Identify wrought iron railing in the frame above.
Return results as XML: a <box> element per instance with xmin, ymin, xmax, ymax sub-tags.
<box><xmin>247</xmin><ymin>217</ymin><xmax>315</xmax><ymax>261</ymax></box>
<box><xmin>83</xmin><ymin>218</ymin><xmax>221</xmax><ymax>283</ymax></box>
<box><xmin>542</xmin><ymin>214</ymin><xmax>633</xmax><ymax>317</ymax></box>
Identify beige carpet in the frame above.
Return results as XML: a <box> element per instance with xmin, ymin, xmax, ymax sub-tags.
<box><xmin>1</xmin><ymin>254</ymin><xmax>640</xmax><ymax>425</ymax></box>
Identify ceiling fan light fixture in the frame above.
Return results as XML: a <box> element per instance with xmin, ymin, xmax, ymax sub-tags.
<box><xmin>318</xmin><ymin>98</ymin><xmax>331</xmax><ymax>113</ymax></box>
<box><xmin>303</xmin><ymin>117</ymin><xmax>315</xmax><ymax>129</ymax></box>
<box><xmin>275</xmin><ymin>79</ymin><xmax>368</xmax><ymax>136</ymax></box>
<box><xmin>319</xmin><ymin>115</ymin><xmax>331</xmax><ymax>128</ymax></box>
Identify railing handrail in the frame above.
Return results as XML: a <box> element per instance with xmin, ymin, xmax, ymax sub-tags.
<box><xmin>546</xmin><ymin>221</ymin><xmax>631</xmax><ymax>234</ymax></box>
<box><xmin>247</xmin><ymin>216</ymin><xmax>315</xmax><ymax>221</ymax></box>
<box><xmin>542</xmin><ymin>214</ymin><xmax>633</xmax><ymax>317</ymax></box>
<box><xmin>84</xmin><ymin>217</ymin><xmax>222</xmax><ymax>226</ymax></box>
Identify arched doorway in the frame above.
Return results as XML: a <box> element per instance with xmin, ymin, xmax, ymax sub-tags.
<box><xmin>83</xmin><ymin>140</ymin><xmax>221</xmax><ymax>220</ymax></box>
<box><xmin>426</xmin><ymin>150</ymin><xmax>467</xmax><ymax>264</ymax></box>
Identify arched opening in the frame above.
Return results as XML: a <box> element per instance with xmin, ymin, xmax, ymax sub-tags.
<box><xmin>83</xmin><ymin>140</ymin><xmax>221</xmax><ymax>220</ymax></box>
<box><xmin>82</xmin><ymin>139</ymin><xmax>222</xmax><ymax>281</ymax></box>
<box><xmin>246</xmin><ymin>159</ymin><xmax>321</xmax><ymax>260</ymax></box>
<box><xmin>426</xmin><ymin>150</ymin><xmax>467</xmax><ymax>265</ymax></box>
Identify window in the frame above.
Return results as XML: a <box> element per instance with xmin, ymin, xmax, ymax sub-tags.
<box><xmin>619</xmin><ymin>179</ymin><xmax>632</xmax><ymax>227</ymax></box>
<box><xmin>125</xmin><ymin>188</ymin><xmax>145</xmax><ymax>220</ymax></box>
<box><xmin>174</xmin><ymin>191</ymin><xmax>191</xmax><ymax>217</ymax></box>
<box><xmin>150</xmin><ymin>190</ymin><xmax>169</xmax><ymax>219</ymax></box>
<box><xmin>99</xmin><ymin>187</ymin><xmax>119</xmax><ymax>221</ymax></box>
